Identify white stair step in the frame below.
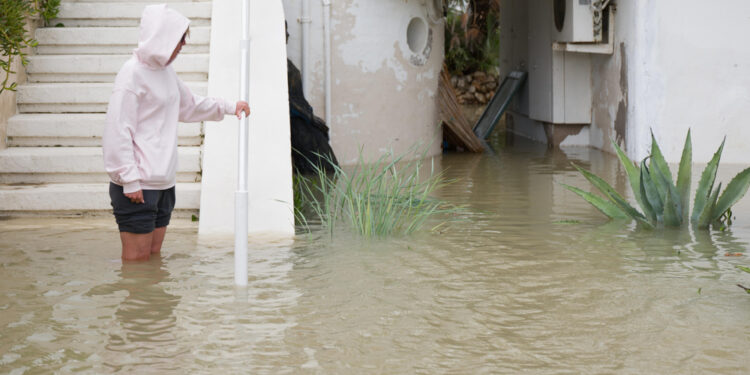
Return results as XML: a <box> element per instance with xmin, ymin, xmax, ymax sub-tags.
<box><xmin>35</xmin><ymin>26</ymin><xmax>209</xmax><ymax>54</ymax></box>
<box><xmin>54</xmin><ymin>2</ymin><xmax>211</xmax><ymax>27</ymax></box>
<box><xmin>0</xmin><ymin>182</ymin><xmax>200</xmax><ymax>211</ymax></box>
<box><xmin>7</xmin><ymin>114</ymin><xmax>202</xmax><ymax>147</ymax></box>
<box><xmin>16</xmin><ymin>82</ymin><xmax>206</xmax><ymax>113</ymax></box>
<box><xmin>26</xmin><ymin>54</ymin><xmax>208</xmax><ymax>82</ymax></box>
<box><xmin>0</xmin><ymin>147</ymin><xmax>201</xmax><ymax>184</ymax></box>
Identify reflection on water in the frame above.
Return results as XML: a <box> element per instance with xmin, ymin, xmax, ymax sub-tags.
<box><xmin>87</xmin><ymin>257</ymin><xmax>183</xmax><ymax>372</ymax></box>
<box><xmin>1</xmin><ymin>133</ymin><xmax>750</xmax><ymax>374</ymax></box>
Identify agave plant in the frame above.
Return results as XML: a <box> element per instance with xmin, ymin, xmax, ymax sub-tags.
<box><xmin>563</xmin><ymin>130</ymin><xmax>750</xmax><ymax>229</ymax></box>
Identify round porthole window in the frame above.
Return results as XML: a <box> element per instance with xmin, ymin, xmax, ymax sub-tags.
<box><xmin>407</xmin><ymin>17</ymin><xmax>429</xmax><ymax>54</ymax></box>
<box><xmin>406</xmin><ymin>16</ymin><xmax>432</xmax><ymax>66</ymax></box>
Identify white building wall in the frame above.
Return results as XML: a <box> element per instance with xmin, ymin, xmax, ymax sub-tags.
<box><xmin>199</xmin><ymin>0</ymin><xmax>294</xmax><ymax>236</ymax></box>
<box><xmin>589</xmin><ymin>0</ymin><xmax>639</xmax><ymax>156</ymax></box>
<box><xmin>639</xmin><ymin>0</ymin><xmax>750</xmax><ymax>164</ymax></box>
<box><xmin>283</xmin><ymin>0</ymin><xmax>444</xmax><ymax>165</ymax></box>
<box><xmin>502</xmin><ymin>0</ymin><xmax>750</xmax><ymax>164</ymax></box>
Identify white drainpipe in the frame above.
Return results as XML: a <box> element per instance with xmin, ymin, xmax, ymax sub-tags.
<box><xmin>300</xmin><ymin>0</ymin><xmax>311</xmax><ymax>98</ymax></box>
<box><xmin>322</xmin><ymin>0</ymin><xmax>332</xmax><ymax>128</ymax></box>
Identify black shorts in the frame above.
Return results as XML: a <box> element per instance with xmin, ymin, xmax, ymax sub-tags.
<box><xmin>109</xmin><ymin>182</ymin><xmax>176</xmax><ymax>234</ymax></box>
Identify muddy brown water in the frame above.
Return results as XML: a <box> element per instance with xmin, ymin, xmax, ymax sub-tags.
<box><xmin>2</xmin><ymin>136</ymin><xmax>750</xmax><ymax>374</ymax></box>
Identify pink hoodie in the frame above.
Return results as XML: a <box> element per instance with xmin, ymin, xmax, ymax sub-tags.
<box><xmin>103</xmin><ymin>4</ymin><xmax>234</xmax><ymax>194</ymax></box>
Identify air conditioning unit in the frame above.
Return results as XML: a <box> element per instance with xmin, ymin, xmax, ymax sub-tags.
<box><xmin>553</xmin><ymin>0</ymin><xmax>600</xmax><ymax>43</ymax></box>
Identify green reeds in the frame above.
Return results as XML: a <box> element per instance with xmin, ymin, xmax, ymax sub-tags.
<box><xmin>563</xmin><ymin>130</ymin><xmax>750</xmax><ymax>230</ymax></box>
<box><xmin>294</xmin><ymin>148</ymin><xmax>459</xmax><ymax>238</ymax></box>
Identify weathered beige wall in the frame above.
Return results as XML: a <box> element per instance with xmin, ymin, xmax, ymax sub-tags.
<box><xmin>589</xmin><ymin>2</ymin><xmax>637</xmax><ymax>156</ymax></box>
<box><xmin>284</xmin><ymin>0</ymin><xmax>444</xmax><ymax>165</ymax></box>
<box><xmin>0</xmin><ymin>56</ymin><xmax>26</xmax><ymax>150</ymax></box>
<box><xmin>0</xmin><ymin>18</ymin><xmax>38</xmax><ymax>150</ymax></box>
<box><xmin>0</xmin><ymin>59</ymin><xmax>17</xmax><ymax>150</ymax></box>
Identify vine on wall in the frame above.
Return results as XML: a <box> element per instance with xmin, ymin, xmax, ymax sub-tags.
<box><xmin>0</xmin><ymin>0</ymin><xmax>61</xmax><ymax>94</ymax></box>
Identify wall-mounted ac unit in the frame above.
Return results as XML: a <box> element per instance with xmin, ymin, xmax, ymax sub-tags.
<box><xmin>553</xmin><ymin>0</ymin><xmax>600</xmax><ymax>43</ymax></box>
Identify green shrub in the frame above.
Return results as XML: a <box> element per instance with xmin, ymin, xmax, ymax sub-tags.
<box><xmin>444</xmin><ymin>2</ymin><xmax>500</xmax><ymax>75</ymax></box>
<box><xmin>564</xmin><ymin>130</ymin><xmax>750</xmax><ymax>230</ymax></box>
<box><xmin>1</xmin><ymin>0</ymin><xmax>61</xmax><ymax>93</ymax></box>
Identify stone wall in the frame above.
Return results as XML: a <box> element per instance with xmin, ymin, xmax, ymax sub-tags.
<box><xmin>450</xmin><ymin>70</ymin><xmax>500</xmax><ymax>106</ymax></box>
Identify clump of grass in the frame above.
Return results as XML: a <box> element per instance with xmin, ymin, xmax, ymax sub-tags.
<box><xmin>295</xmin><ymin>148</ymin><xmax>459</xmax><ymax>238</ymax></box>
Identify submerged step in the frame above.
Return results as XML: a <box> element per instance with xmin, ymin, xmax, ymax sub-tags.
<box><xmin>16</xmin><ymin>82</ymin><xmax>207</xmax><ymax>113</ymax></box>
<box><xmin>0</xmin><ymin>182</ymin><xmax>201</xmax><ymax>211</ymax></box>
<box><xmin>35</xmin><ymin>26</ymin><xmax>209</xmax><ymax>55</ymax></box>
<box><xmin>54</xmin><ymin>2</ymin><xmax>211</xmax><ymax>27</ymax></box>
<box><xmin>7</xmin><ymin>114</ymin><xmax>202</xmax><ymax>147</ymax></box>
<box><xmin>26</xmin><ymin>54</ymin><xmax>209</xmax><ymax>83</ymax></box>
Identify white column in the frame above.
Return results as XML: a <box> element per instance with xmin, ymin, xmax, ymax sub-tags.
<box><xmin>200</xmin><ymin>0</ymin><xmax>294</xmax><ymax>237</ymax></box>
<box><xmin>322</xmin><ymin>0</ymin><xmax>332</xmax><ymax>127</ymax></box>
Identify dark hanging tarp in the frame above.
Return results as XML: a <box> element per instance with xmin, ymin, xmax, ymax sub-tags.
<box><xmin>288</xmin><ymin>59</ymin><xmax>338</xmax><ymax>175</ymax></box>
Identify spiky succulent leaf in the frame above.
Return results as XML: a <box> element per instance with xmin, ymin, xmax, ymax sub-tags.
<box><xmin>692</xmin><ymin>138</ymin><xmax>725</xmax><ymax>224</ymax></box>
<box><xmin>697</xmin><ymin>183</ymin><xmax>721</xmax><ymax>229</ymax></box>
<box><xmin>650</xmin><ymin>131</ymin><xmax>675</xmax><ymax>184</ymax></box>
<box><xmin>649</xmin><ymin>132</ymin><xmax>674</xmax><ymax>203</ymax></box>
<box><xmin>710</xmin><ymin>167</ymin><xmax>750</xmax><ymax>224</ymax></box>
<box><xmin>662</xmin><ymin>186</ymin><xmax>681</xmax><ymax>227</ymax></box>
<box><xmin>676</xmin><ymin>130</ymin><xmax>692</xmax><ymax>222</ymax></box>
<box><xmin>562</xmin><ymin>184</ymin><xmax>629</xmax><ymax>219</ymax></box>
<box><xmin>572</xmin><ymin>163</ymin><xmax>653</xmax><ymax>228</ymax></box>
<box><xmin>640</xmin><ymin>161</ymin><xmax>663</xmax><ymax>222</ymax></box>
<box><xmin>738</xmin><ymin>265</ymin><xmax>750</xmax><ymax>274</ymax></box>
<box><xmin>611</xmin><ymin>139</ymin><xmax>650</xmax><ymax>218</ymax></box>
<box><xmin>652</xmin><ymin>160</ymin><xmax>683</xmax><ymax>222</ymax></box>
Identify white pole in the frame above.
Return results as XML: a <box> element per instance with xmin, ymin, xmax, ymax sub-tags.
<box><xmin>322</xmin><ymin>0</ymin><xmax>332</xmax><ymax>127</ymax></box>
<box><xmin>235</xmin><ymin>0</ymin><xmax>251</xmax><ymax>287</ymax></box>
<box><xmin>301</xmin><ymin>0</ymin><xmax>311</xmax><ymax>99</ymax></box>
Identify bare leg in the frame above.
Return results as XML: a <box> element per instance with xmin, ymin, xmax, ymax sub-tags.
<box><xmin>121</xmin><ymin>231</ymin><xmax>153</xmax><ymax>261</ymax></box>
<box><xmin>151</xmin><ymin>226</ymin><xmax>167</xmax><ymax>254</ymax></box>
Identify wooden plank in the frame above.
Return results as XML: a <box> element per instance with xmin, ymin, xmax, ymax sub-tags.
<box><xmin>438</xmin><ymin>68</ymin><xmax>484</xmax><ymax>152</ymax></box>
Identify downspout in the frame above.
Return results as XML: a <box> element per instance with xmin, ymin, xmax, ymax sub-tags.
<box><xmin>300</xmin><ymin>0</ymin><xmax>311</xmax><ymax>98</ymax></box>
<box><xmin>322</xmin><ymin>0</ymin><xmax>332</xmax><ymax>128</ymax></box>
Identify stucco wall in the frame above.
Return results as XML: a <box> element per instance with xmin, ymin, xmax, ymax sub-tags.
<box><xmin>588</xmin><ymin>1</ymin><xmax>637</xmax><ymax>156</ymax></box>
<box><xmin>592</xmin><ymin>0</ymin><xmax>750</xmax><ymax>164</ymax></box>
<box><xmin>199</xmin><ymin>0</ymin><xmax>294</xmax><ymax>236</ymax></box>
<box><xmin>283</xmin><ymin>0</ymin><xmax>444</xmax><ymax>165</ymax></box>
<box><xmin>501</xmin><ymin>0</ymin><xmax>750</xmax><ymax>165</ymax></box>
<box><xmin>635</xmin><ymin>0</ymin><xmax>750</xmax><ymax>164</ymax></box>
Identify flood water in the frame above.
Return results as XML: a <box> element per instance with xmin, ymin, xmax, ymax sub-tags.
<box><xmin>2</xmin><ymin>135</ymin><xmax>750</xmax><ymax>374</ymax></box>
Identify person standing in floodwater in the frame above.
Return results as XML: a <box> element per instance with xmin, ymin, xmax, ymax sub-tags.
<box><xmin>103</xmin><ymin>4</ymin><xmax>250</xmax><ymax>261</ymax></box>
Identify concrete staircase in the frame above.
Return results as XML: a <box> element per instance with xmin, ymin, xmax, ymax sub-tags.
<box><xmin>0</xmin><ymin>0</ymin><xmax>212</xmax><ymax>214</ymax></box>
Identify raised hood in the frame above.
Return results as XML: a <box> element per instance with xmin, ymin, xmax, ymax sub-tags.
<box><xmin>134</xmin><ymin>4</ymin><xmax>190</xmax><ymax>69</ymax></box>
